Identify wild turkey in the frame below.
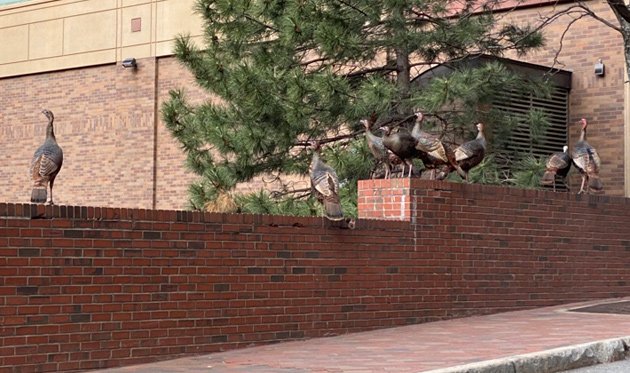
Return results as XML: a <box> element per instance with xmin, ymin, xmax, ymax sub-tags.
<box><xmin>309</xmin><ymin>142</ymin><xmax>344</xmax><ymax>221</ymax></box>
<box><xmin>451</xmin><ymin>122</ymin><xmax>487</xmax><ymax>182</ymax></box>
<box><xmin>381</xmin><ymin>124</ymin><xmax>422</xmax><ymax>178</ymax></box>
<box><xmin>30</xmin><ymin>109</ymin><xmax>63</xmax><ymax>204</ymax></box>
<box><xmin>540</xmin><ymin>145</ymin><xmax>571</xmax><ymax>192</ymax></box>
<box><xmin>571</xmin><ymin>118</ymin><xmax>603</xmax><ymax>194</ymax></box>
<box><xmin>362</xmin><ymin>118</ymin><xmax>392</xmax><ymax>179</ymax></box>
<box><xmin>411</xmin><ymin>112</ymin><xmax>466</xmax><ymax>179</ymax></box>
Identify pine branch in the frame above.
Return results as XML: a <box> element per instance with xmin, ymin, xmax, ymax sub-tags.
<box><xmin>333</xmin><ymin>0</ymin><xmax>369</xmax><ymax>17</ymax></box>
<box><xmin>342</xmin><ymin>65</ymin><xmax>397</xmax><ymax>79</ymax></box>
<box><xmin>270</xmin><ymin>187</ymin><xmax>311</xmax><ymax>198</ymax></box>
<box><xmin>294</xmin><ymin>130</ymin><xmax>364</xmax><ymax>147</ymax></box>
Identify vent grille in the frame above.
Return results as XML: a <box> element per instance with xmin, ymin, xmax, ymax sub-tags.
<box><xmin>493</xmin><ymin>86</ymin><xmax>569</xmax><ymax>189</ymax></box>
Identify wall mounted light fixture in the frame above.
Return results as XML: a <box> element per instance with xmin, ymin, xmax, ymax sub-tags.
<box><xmin>122</xmin><ymin>58</ymin><xmax>137</xmax><ymax>69</ymax></box>
<box><xmin>594</xmin><ymin>59</ymin><xmax>605</xmax><ymax>77</ymax></box>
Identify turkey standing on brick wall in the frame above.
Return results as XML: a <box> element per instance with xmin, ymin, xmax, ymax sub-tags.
<box><xmin>411</xmin><ymin>112</ymin><xmax>466</xmax><ymax>180</ymax></box>
<box><xmin>450</xmin><ymin>122</ymin><xmax>487</xmax><ymax>182</ymax></box>
<box><xmin>30</xmin><ymin>109</ymin><xmax>63</xmax><ymax>205</ymax></box>
<box><xmin>571</xmin><ymin>118</ymin><xmax>603</xmax><ymax>194</ymax></box>
<box><xmin>381</xmin><ymin>123</ymin><xmax>422</xmax><ymax>178</ymax></box>
<box><xmin>540</xmin><ymin>145</ymin><xmax>572</xmax><ymax>192</ymax></box>
<box><xmin>362</xmin><ymin>117</ymin><xmax>398</xmax><ymax>179</ymax></box>
<box><xmin>309</xmin><ymin>142</ymin><xmax>344</xmax><ymax>221</ymax></box>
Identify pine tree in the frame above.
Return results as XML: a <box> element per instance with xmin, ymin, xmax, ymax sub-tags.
<box><xmin>162</xmin><ymin>0</ymin><xmax>548</xmax><ymax>215</ymax></box>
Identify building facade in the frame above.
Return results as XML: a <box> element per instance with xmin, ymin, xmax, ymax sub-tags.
<box><xmin>0</xmin><ymin>0</ymin><xmax>627</xmax><ymax>210</ymax></box>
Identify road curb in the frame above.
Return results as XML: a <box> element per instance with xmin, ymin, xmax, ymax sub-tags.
<box><xmin>422</xmin><ymin>337</ymin><xmax>630</xmax><ymax>373</ymax></box>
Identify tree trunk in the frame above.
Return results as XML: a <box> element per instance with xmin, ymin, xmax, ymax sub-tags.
<box><xmin>608</xmin><ymin>1</ymin><xmax>630</xmax><ymax>78</ymax></box>
<box><xmin>393</xmin><ymin>4</ymin><xmax>411</xmax><ymax>114</ymax></box>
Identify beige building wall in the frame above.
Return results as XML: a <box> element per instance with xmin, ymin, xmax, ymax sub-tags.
<box><xmin>0</xmin><ymin>0</ymin><xmax>203</xmax><ymax>77</ymax></box>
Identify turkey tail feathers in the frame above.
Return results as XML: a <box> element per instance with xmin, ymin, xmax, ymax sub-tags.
<box><xmin>588</xmin><ymin>176</ymin><xmax>603</xmax><ymax>193</ymax></box>
<box><xmin>540</xmin><ymin>170</ymin><xmax>556</xmax><ymax>185</ymax></box>
<box><xmin>31</xmin><ymin>188</ymin><xmax>47</xmax><ymax>203</ymax></box>
<box><xmin>323</xmin><ymin>200</ymin><xmax>344</xmax><ymax>221</ymax></box>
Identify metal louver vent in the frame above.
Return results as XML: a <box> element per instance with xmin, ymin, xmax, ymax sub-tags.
<box><xmin>493</xmin><ymin>85</ymin><xmax>570</xmax><ymax>188</ymax></box>
<box><xmin>412</xmin><ymin>55</ymin><xmax>572</xmax><ymax>188</ymax></box>
<box><xmin>494</xmin><ymin>88</ymin><xmax>568</xmax><ymax>153</ymax></box>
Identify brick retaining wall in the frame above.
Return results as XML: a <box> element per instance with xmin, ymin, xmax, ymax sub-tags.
<box><xmin>1</xmin><ymin>180</ymin><xmax>629</xmax><ymax>372</ymax></box>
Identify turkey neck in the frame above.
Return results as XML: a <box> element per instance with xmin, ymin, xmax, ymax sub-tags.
<box><xmin>365</xmin><ymin>127</ymin><xmax>379</xmax><ymax>142</ymax></box>
<box><xmin>578</xmin><ymin>125</ymin><xmax>586</xmax><ymax>142</ymax></box>
<box><xmin>477</xmin><ymin>128</ymin><xmax>487</xmax><ymax>148</ymax></box>
<box><xmin>310</xmin><ymin>150</ymin><xmax>320</xmax><ymax>170</ymax></box>
<box><xmin>46</xmin><ymin>119</ymin><xmax>56</xmax><ymax>142</ymax></box>
<box><xmin>411</xmin><ymin>117</ymin><xmax>426</xmax><ymax>139</ymax></box>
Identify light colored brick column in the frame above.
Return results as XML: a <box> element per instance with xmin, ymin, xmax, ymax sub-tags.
<box><xmin>357</xmin><ymin>178</ymin><xmax>411</xmax><ymax>221</ymax></box>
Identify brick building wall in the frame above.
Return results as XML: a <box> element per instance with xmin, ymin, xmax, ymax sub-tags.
<box><xmin>155</xmin><ymin>58</ymin><xmax>207</xmax><ymax>210</ymax></box>
<box><xmin>1</xmin><ymin>180</ymin><xmax>629</xmax><ymax>372</ymax></box>
<box><xmin>502</xmin><ymin>2</ymin><xmax>626</xmax><ymax>195</ymax></box>
<box><xmin>0</xmin><ymin>1</ymin><xmax>627</xmax><ymax>210</ymax></box>
<box><xmin>0</xmin><ymin>60</ymin><xmax>159</xmax><ymax>209</ymax></box>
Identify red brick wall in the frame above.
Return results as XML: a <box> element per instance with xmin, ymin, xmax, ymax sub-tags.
<box><xmin>2</xmin><ymin>180</ymin><xmax>630</xmax><ymax>372</ymax></box>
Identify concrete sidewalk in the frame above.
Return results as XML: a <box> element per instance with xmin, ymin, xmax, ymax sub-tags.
<box><xmin>92</xmin><ymin>297</ymin><xmax>630</xmax><ymax>373</ymax></box>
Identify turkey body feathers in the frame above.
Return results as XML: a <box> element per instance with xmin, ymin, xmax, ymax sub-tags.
<box><xmin>571</xmin><ymin>119</ymin><xmax>603</xmax><ymax>194</ymax></box>
<box><xmin>541</xmin><ymin>146</ymin><xmax>571</xmax><ymax>186</ymax></box>
<box><xmin>411</xmin><ymin>113</ymin><xmax>465</xmax><ymax>179</ymax></box>
<box><xmin>453</xmin><ymin>123</ymin><xmax>486</xmax><ymax>179</ymax></box>
<box><xmin>572</xmin><ymin>141</ymin><xmax>602</xmax><ymax>192</ymax></box>
<box><xmin>381</xmin><ymin>126</ymin><xmax>422</xmax><ymax>177</ymax></box>
<box><xmin>363</xmin><ymin>119</ymin><xmax>392</xmax><ymax>179</ymax></box>
<box><xmin>30</xmin><ymin>110</ymin><xmax>63</xmax><ymax>204</ymax></box>
<box><xmin>310</xmin><ymin>152</ymin><xmax>344</xmax><ymax>221</ymax></box>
